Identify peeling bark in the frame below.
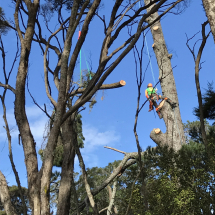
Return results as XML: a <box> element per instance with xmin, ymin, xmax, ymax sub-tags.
<box><xmin>202</xmin><ymin>0</ymin><xmax>215</xmax><ymax>43</ymax></box>
<box><xmin>144</xmin><ymin>0</ymin><xmax>185</xmax><ymax>151</ymax></box>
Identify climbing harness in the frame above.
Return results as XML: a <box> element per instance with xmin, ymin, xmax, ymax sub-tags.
<box><xmin>78</xmin><ymin>29</ymin><xmax>92</xmax><ymax>86</ymax></box>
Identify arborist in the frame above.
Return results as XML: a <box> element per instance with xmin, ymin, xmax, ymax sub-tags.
<box><xmin>145</xmin><ymin>83</ymin><xmax>177</xmax><ymax>118</ymax></box>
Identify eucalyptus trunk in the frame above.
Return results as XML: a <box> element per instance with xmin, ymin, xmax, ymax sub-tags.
<box><xmin>144</xmin><ymin>0</ymin><xmax>185</xmax><ymax>151</ymax></box>
<box><xmin>202</xmin><ymin>0</ymin><xmax>215</xmax><ymax>43</ymax></box>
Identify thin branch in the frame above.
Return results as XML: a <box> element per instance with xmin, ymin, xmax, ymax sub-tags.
<box><xmin>26</xmin><ymin>74</ymin><xmax>52</xmax><ymax>119</ymax></box>
<box><xmin>0</xmin><ymin>83</ymin><xmax>16</xmax><ymax>94</ymax></box>
<box><xmin>186</xmin><ymin>21</ymin><xmax>210</xmax><ymax>149</ymax></box>
<box><xmin>104</xmin><ymin>146</ymin><xmax>126</xmax><ymax>154</ymax></box>
<box><xmin>0</xmin><ymin>95</ymin><xmax>27</xmax><ymax>215</ymax></box>
<box><xmin>75</xmin><ymin>140</ymin><xmax>99</xmax><ymax>215</ymax></box>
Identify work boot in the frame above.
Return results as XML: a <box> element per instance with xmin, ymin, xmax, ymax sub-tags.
<box><xmin>156</xmin><ymin>108</ymin><xmax>163</xmax><ymax>119</ymax></box>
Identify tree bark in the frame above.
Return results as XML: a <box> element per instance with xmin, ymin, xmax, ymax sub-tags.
<box><xmin>14</xmin><ymin>1</ymin><xmax>40</xmax><ymax>214</ymax></box>
<box><xmin>56</xmin><ymin>115</ymin><xmax>76</xmax><ymax>215</ymax></box>
<box><xmin>107</xmin><ymin>180</ymin><xmax>117</xmax><ymax>215</ymax></box>
<box><xmin>0</xmin><ymin>171</ymin><xmax>17</xmax><ymax>215</ymax></box>
<box><xmin>202</xmin><ymin>0</ymin><xmax>215</xmax><ymax>43</ymax></box>
<box><xmin>144</xmin><ymin>0</ymin><xmax>185</xmax><ymax>151</ymax></box>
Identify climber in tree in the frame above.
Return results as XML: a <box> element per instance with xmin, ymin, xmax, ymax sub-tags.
<box><xmin>145</xmin><ymin>83</ymin><xmax>177</xmax><ymax>118</ymax></box>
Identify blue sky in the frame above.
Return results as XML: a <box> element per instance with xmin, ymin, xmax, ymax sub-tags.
<box><xmin>0</xmin><ymin>0</ymin><xmax>214</xmax><ymax>190</ymax></box>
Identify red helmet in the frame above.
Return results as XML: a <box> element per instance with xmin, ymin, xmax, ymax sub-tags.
<box><xmin>147</xmin><ymin>83</ymin><xmax>153</xmax><ymax>87</ymax></box>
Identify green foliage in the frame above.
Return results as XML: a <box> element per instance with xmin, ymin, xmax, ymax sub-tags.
<box><xmin>74</xmin><ymin>114</ymin><xmax>85</xmax><ymax>148</ymax></box>
<box><xmin>194</xmin><ymin>82</ymin><xmax>215</xmax><ymax>124</ymax></box>
<box><xmin>39</xmin><ymin>113</ymin><xmax>84</xmax><ymax>167</ymax></box>
<box><xmin>50</xmin><ymin>120</ymin><xmax>215</xmax><ymax>214</ymax></box>
<box><xmin>183</xmin><ymin>120</ymin><xmax>211</xmax><ymax>143</ymax></box>
<box><xmin>40</xmin><ymin>0</ymin><xmax>93</xmax><ymax>22</ymax></box>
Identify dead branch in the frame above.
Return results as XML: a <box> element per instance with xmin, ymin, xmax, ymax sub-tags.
<box><xmin>99</xmin><ymin>207</ymin><xmax>108</xmax><ymax>214</ymax></box>
<box><xmin>104</xmin><ymin>146</ymin><xmax>126</xmax><ymax>154</ymax></box>
<box><xmin>75</xmin><ymin>139</ymin><xmax>99</xmax><ymax>215</ymax></box>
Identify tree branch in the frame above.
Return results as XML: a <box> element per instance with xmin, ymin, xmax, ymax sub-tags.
<box><xmin>70</xmin><ymin>80</ymin><xmax>126</xmax><ymax>96</ymax></box>
<box><xmin>186</xmin><ymin>20</ymin><xmax>210</xmax><ymax>149</ymax></box>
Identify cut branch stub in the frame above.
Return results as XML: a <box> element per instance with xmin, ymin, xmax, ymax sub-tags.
<box><xmin>152</xmin><ymin>43</ymin><xmax>155</xmax><ymax>48</ymax></box>
<box><xmin>154</xmin><ymin>128</ymin><xmax>161</xmax><ymax>134</ymax></box>
<box><xmin>152</xmin><ymin>26</ymin><xmax>159</xmax><ymax>31</ymax></box>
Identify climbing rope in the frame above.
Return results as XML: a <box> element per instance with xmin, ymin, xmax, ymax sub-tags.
<box><xmin>78</xmin><ymin>30</ymin><xmax>92</xmax><ymax>86</ymax></box>
<box><xmin>139</xmin><ymin>1</ymin><xmax>156</xmax><ymax>87</ymax></box>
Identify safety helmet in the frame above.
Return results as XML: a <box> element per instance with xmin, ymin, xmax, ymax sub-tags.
<box><xmin>147</xmin><ymin>83</ymin><xmax>153</xmax><ymax>88</ymax></box>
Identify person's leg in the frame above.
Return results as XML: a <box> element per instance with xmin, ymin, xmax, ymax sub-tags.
<box><xmin>160</xmin><ymin>96</ymin><xmax>177</xmax><ymax>109</ymax></box>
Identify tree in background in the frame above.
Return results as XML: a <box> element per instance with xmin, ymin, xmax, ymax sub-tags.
<box><xmin>0</xmin><ymin>7</ymin><xmax>9</xmax><ymax>35</ymax></box>
<box><xmin>194</xmin><ymin>82</ymin><xmax>215</xmax><ymax>124</ymax></box>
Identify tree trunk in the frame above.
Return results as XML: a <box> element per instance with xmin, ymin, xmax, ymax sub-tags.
<box><xmin>56</xmin><ymin>115</ymin><xmax>76</xmax><ymax>215</ymax></box>
<box><xmin>0</xmin><ymin>171</ymin><xmax>17</xmax><ymax>215</ymax></box>
<box><xmin>14</xmin><ymin>1</ymin><xmax>40</xmax><ymax>214</ymax></box>
<box><xmin>202</xmin><ymin>0</ymin><xmax>215</xmax><ymax>43</ymax></box>
<box><xmin>144</xmin><ymin>0</ymin><xmax>185</xmax><ymax>151</ymax></box>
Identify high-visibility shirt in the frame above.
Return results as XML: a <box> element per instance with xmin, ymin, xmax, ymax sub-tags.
<box><xmin>145</xmin><ymin>87</ymin><xmax>156</xmax><ymax>98</ymax></box>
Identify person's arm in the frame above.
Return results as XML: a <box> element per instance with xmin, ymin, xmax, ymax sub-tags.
<box><xmin>145</xmin><ymin>89</ymin><xmax>149</xmax><ymax>99</ymax></box>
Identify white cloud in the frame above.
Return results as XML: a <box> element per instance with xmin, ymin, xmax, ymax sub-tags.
<box><xmin>0</xmin><ymin>105</ymin><xmax>48</xmax><ymax>149</ymax></box>
<box><xmin>78</xmin><ymin>124</ymin><xmax>121</xmax><ymax>167</ymax></box>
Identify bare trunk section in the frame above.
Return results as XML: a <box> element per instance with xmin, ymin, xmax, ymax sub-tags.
<box><xmin>56</xmin><ymin>116</ymin><xmax>76</xmax><ymax>215</ymax></box>
<box><xmin>0</xmin><ymin>171</ymin><xmax>17</xmax><ymax>215</ymax></box>
<box><xmin>107</xmin><ymin>185</ymin><xmax>118</xmax><ymax>214</ymax></box>
<box><xmin>14</xmin><ymin>1</ymin><xmax>40</xmax><ymax>214</ymax></box>
<box><xmin>144</xmin><ymin>0</ymin><xmax>185</xmax><ymax>151</ymax></box>
<box><xmin>107</xmin><ymin>180</ymin><xmax>117</xmax><ymax>215</ymax></box>
<box><xmin>202</xmin><ymin>0</ymin><xmax>215</xmax><ymax>43</ymax></box>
